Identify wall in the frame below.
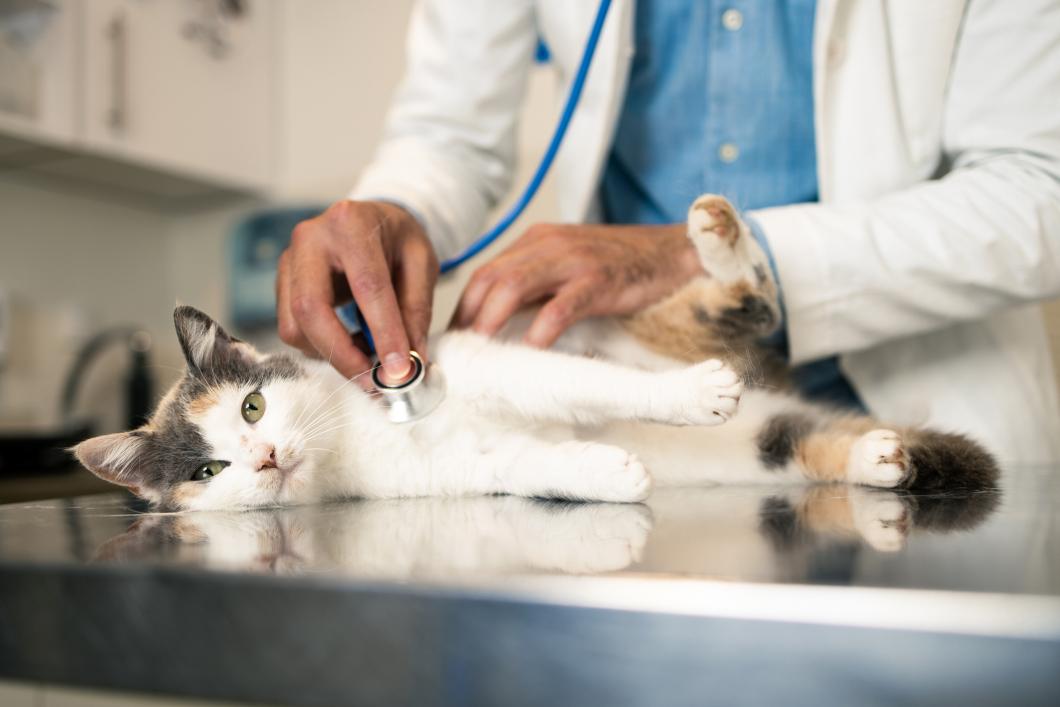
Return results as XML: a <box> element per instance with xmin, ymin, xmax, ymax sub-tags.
<box><xmin>0</xmin><ymin>176</ymin><xmax>184</xmax><ymax>431</ymax></box>
<box><xmin>272</xmin><ymin>0</ymin><xmax>416</xmax><ymax>200</ymax></box>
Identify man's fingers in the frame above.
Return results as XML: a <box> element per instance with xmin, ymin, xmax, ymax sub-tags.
<box><xmin>524</xmin><ymin>280</ymin><xmax>597</xmax><ymax>349</ymax></box>
<box><xmin>340</xmin><ymin>239</ymin><xmax>411</xmax><ymax>381</ymax></box>
<box><xmin>452</xmin><ymin>264</ymin><xmax>497</xmax><ymax>329</ymax></box>
<box><xmin>468</xmin><ymin>280</ymin><xmax>525</xmax><ymax>337</ymax></box>
<box><xmin>451</xmin><ymin>231</ymin><xmax>550</xmax><ymax>328</ymax></box>
<box><xmin>395</xmin><ymin>237</ymin><xmax>438</xmax><ymax>359</ymax></box>
<box><xmin>468</xmin><ymin>261</ymin><xmax>561</xmax><ymax>337</ymax></box>
<box><xmin>289</xmin><ymin>240</ymin><xmax>373</xmax><ymax>379</ymax></box>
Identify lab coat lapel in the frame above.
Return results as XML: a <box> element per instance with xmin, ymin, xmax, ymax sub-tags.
<box><xmin>543</xmin><ymin>0</ymin><xmax>635</xmax><ymax>223</ymax></box>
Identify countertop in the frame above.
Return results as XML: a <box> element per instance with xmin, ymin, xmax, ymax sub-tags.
<box><xmin>1</xmin><ymin>468</ymin><xmax>1058</xmax><ymax>706</ymax></box>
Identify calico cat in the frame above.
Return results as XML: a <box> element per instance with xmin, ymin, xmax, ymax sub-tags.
<box><xmin>73</xmin><ymin>195</ymin><xmax>999</xmax><ymax>511</ymax></box>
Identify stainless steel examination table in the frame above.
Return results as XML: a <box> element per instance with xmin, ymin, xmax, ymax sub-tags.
<box><xmin>0</xmin><ymin>466</ymin><xmax>1057</xmax><ymax>706</ymax></box>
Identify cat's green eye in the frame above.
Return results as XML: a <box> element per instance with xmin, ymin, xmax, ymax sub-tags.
<box><xmin>241</xmin><ymin>391</ymin><xmax>266</xmax><ymax>423</ymax></box>
<box><xmin>191</xmin><ymin>460</ymin><xmax>229</xmax><ymax>482</ymax></box>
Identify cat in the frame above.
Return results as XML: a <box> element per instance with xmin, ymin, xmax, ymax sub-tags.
<box><xmin>73</xmin><ymin>195</ymin><xmax>999</xmax><ymax>511</ymax></box>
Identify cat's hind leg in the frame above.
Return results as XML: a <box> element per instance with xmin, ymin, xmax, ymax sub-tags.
<box><xmin>759</xmin><ymin>414</ymin><xmax>913</xmax><ymax>488</ymax></box>
<box><xmin>757</xmin><ymin>411</ymin><xmax>1000</xmax><ymax>491</ymax></box>
<box><xmin>622</xmin><ymin>195</ymin><xmax>781</xmax><ymax>366</ymax></box>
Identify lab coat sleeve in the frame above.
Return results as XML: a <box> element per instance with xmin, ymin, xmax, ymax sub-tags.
<box><xmin>348</xmin><ymin>0</ymin><xmax>538</xmax><ymax>263</ymax></box>
<box><xmin>749</xmin><ymin>0</ymin><xmax>1060</xmax><ymax>366</ymax></box>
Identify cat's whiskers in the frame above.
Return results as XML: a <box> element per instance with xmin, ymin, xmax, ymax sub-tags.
<box><xmin>303</xmin><ymin>447</ymin><xmax>337</xmax><ymax>455</ymax></box>
<box><xmin>300</xmin><ymin>408</ymin><xmax>361</xmax><ymax>442</ymax></box>
<box><xmin>301</xmin><ymin>408</ymin><xmax>367</xmax><ymax>442</ymax></box>
<box><xmin>299</xmin><ymin>392</ymin><xmax>376</xmax><ymax>439</ymax></box>
<box><xmin>296</xmin><ymin>398</ymin><xmax>347</xmax><ymax>438</ymax></box>
<box><xmin>290</xmin><ymin>338</ymin><xmax>343</xmax><ymax>430</ymax></box>
<box><xmin>294</xmin><ymin>362</ymin><xmax>382</xmax><ymax>436</ymax></box>
<box><xmin>298</xmin><ymin>378</ymin><xmax>376</xmax><ymax>435</ymax></box>
<box><xmin>302</xmin><ymin>416</ymin><xmax>366</xmax><ymax>443</ymax></box>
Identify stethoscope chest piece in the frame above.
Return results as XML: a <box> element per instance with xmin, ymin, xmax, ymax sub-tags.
<box><xmin>371</xmin><ymin>351</ymin><xmax>446</xmax><ymax>423</ymax></box>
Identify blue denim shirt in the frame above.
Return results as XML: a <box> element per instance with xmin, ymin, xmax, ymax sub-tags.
<box><xmin>601</xmin><ymin>0</ymin><xmax>863</xmax><ymax>409</ymax></box>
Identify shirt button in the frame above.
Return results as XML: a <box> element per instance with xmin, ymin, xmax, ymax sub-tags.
<box><xmin>721</xmin><ymin>9</ymin><xmax>743</xmax><ymax>31</ymax></box>
<box><xmin>718</xmin><ymin>142</ymin><xmax>740</xmax><ymax>163</ymax></box>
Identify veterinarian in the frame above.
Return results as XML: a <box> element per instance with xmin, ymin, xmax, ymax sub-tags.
<box><xmin>276</xmin><ymin>1</ymin><xmax>1060</xmax><ymax>463</ymax></box>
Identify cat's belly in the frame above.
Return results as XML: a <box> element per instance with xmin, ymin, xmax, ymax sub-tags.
<box><xmin>590</xmin><ymin>389</ymin><xmax>808</xmax><ymax>487</ymax></box>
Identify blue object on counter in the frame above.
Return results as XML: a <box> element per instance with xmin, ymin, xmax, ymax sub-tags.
<box><xmin>228</xmin><ymin>207</ymin><xmax>322</xmax><ymax>330</ymax></box>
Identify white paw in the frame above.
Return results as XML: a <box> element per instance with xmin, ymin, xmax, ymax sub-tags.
<box><xmin>687</xmin><ymin>194</ymin><xmax>774</xmax><ymax>291</ymax></box>
<box><xmin>577</xmin><ymin>445</ymin><xmax>653</xmax><ymax>504</ymax></box>
<box><xmin>655</xmin><ymin>359</ymin><xmax>744</xmax><ymax>426</ymax></box>
<box><xmin>846</xmin><ymin>429</ymin><xmax>911</xmax><ymax>488</ymax></box>
<box><xmin>850</xmin><ymin>487</ymin><xmax>910</xmax><ymax>552</ymax></box>
<box><xmin>688</xmin><ymin>195</ymin><xmax>741</xmax><ymax>252</ymax></box>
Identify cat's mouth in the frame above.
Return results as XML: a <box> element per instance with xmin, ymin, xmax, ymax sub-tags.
<box><xmin>258</xmin><ymin>459</ymin><xmax>303</xmax><ymax>498</ymax></box>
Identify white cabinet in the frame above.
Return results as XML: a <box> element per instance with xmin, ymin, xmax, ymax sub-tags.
<box><xmin>0</xmin><ymin>0</ymin><xmax>274</xmax><ymax>194</ymax></box>
<box><xmin>79</xmin><ymin>0</ymin><xmax>274</xmax><ymax>190</ymax></box>
<box><xmin>0</xmin><ymin>0</ymin><xmax>78</xmax><ymax>145</ymax></box>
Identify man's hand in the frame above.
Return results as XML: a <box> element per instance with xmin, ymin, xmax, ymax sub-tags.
<box><xmin>452</xmin><ymin>223</ymin><xmax>702</xmax><ymax>347</ymax></box>
<box><xmin>276</xmin><ymin>200</ymin><xmax>439</xmax><ymax>382</ymax></box>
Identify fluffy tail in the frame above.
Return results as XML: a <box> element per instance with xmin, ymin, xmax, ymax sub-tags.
<box><xmin>904</xmin><ymin>429</ymin><xmax>1000</xmax><ymax>492</ymax></box>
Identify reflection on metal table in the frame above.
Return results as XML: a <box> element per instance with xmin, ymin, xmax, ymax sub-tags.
<box><xmin>1</xmin><ymin>466</ymin><xmax>1058</xmax><ymax>706</ymax></box>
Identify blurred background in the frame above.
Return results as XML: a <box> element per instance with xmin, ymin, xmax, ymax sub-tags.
<box><xmin>1</xmin><ymin>0</ymin><xmax>1059</xmax><ymax>501</ymax></box>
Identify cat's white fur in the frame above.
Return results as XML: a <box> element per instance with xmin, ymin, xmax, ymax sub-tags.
<box><xmin>171</xmin><ymin>196</ymin><xmax>905</xmax><ymax>511</ymax></box>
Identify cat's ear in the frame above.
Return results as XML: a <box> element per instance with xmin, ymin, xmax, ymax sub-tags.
<box><xmin>72</xmin><ymin>431</ymin><xmax>159</xmax><ymax>502</ymax></box>
<box><xmin>173</xmin><ymin>305</ymin><xmax>258</xmax><ymax>375</ymax></box>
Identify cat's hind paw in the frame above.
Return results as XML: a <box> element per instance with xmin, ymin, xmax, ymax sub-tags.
<box><xmin>686</xmin><ymin>195</ymin><xmax>756</xmax><ymax>282</ymax></box>
<box><xmin>846</xmin><ymin>429</ymin><xmax>912</xmax><ymax>488</ymax></box>
<box><xmin>653</xmin><ymin>358</ymin><xmax>743</xmax><ymax>426</ymax></box>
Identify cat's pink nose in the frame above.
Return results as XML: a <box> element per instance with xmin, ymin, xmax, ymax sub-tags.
<box><xmin>255</xmin><ymin>446</ymin><xmax>277</xmax><ymax>472</ymax></box>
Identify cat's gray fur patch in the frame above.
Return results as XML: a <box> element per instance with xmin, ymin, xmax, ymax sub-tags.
<box><xmin>756</xmin><ymin>413</ymin><xmax>815</xmax><ymax>469</ymax></box>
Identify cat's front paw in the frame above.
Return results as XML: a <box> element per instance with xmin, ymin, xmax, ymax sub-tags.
<box><xmin>846</xmin><ymin>429</ymin><xmax>912</xmax><ymax>488</ymax></box>
<box><xmin>653</xmin><ymin>359</ymin><xmax>743</xmax><ymax>426</ymax></box>
<box><xmin>850</xmin><ymin>487</ymin><xmax>911</xmax><ymax>552</ymax></box>
<box><xmin>577</xmin><ymin>445</ymin><xmax>653</xmax><ymax>503</ymax></box>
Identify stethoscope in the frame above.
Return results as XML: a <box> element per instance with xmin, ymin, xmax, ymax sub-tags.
<box><xmin>357</xmin><ymin>0</ymin><xmax>613</xmax><ymax>423</ymax></box>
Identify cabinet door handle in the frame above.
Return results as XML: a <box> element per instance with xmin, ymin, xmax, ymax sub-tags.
<box><xmin>106</xmin><ymin>11</ymin><xmax>127</xmax><ymax>133</ymax></box>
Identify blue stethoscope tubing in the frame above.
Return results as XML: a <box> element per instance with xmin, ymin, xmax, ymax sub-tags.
<box><xmin>438</xmin><ymin>0</ymin><xmax>614</xmax><ymax>273</ymax></box>
<box><xmin>346</xmin><ymin>0</ymin><xmax>613</xmax><ymax>351</ymax></box>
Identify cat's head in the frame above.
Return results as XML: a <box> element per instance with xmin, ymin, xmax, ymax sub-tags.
<box><xmin>74</xmin><ymin>306</ymin><xmax>341</xmax><ymax>511</ymax></box>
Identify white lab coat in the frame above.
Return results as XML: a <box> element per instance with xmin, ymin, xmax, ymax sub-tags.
<box><xmin>352</xmin><ymin>0</ymin><xmax>1060</xmax><ymax>463</ymax></box>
